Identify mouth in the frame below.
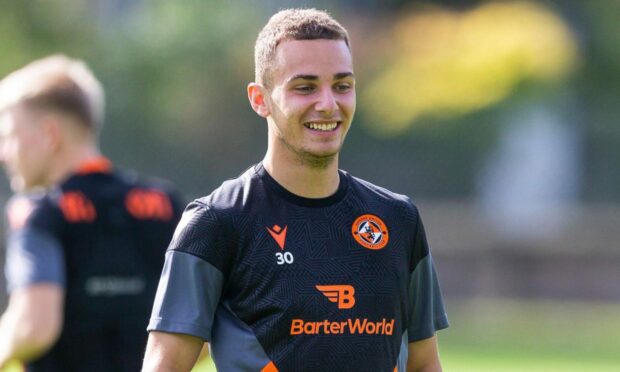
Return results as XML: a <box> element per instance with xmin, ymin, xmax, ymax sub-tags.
<box><xmin>303</xmin><ymin>121</ymin><xmax>340</xmax><ymax>132</ymax></box>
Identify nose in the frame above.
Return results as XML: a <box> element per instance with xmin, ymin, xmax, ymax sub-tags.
<box><xmin>315</xmin><ymin>87</ymin><xmax>338</xmax><ymax>115</ymax></box>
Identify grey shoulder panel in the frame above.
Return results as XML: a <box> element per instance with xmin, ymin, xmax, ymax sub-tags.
<box><xmin>5</xmin><ymin>228</ymin><xmax>65</xmax><ymax>293</ymax></box>
<box><xmin>147</xmin><ymin>250</ymin><xmax>224</xmax><ymax>341</ymax></box>
<box><xmin>407</xmin><ymin>255</ymin><xmax>450</xmax><ymax>342</ymax></box>
<box><xmin>210</xmin><ymin>302</ymin><xmax>273</xmax><ymax>371</ymax></box>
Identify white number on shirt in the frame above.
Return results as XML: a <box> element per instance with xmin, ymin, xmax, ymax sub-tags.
<box><xmin>275</xmin><ymin>252</ymin><xmax>294</xmax><ymax>265</ymax></box>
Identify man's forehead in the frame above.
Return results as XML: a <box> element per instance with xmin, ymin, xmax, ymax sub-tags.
<box><xmin>274</xmin><ymin>38</ymin><xmax>351</xmax><ymax>60</ymax></box>
<box><xmin>271</xmin><ymin>39</ymin><xmax>353</xmax><ymax>80</ymax></box>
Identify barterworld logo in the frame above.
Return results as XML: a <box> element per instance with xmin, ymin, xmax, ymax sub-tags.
<box><xmin>290</xmin><ymin>318</ymin><xmax>395</xmax><ymax>335</ymax></box>
<box><xmin>290</xmin><ymin>284</ymin><xmax>396</xmax><ymax>336</ymax></box>
<box><xmin>316</xmin><ymin>285</ymin><xmax>355</xmax><ymax>309</ymax></box>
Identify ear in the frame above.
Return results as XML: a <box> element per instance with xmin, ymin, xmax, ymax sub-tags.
<box><xmin>40</xmin><ymin>115</ymin><xmax>63</xmax><ymax>152</ymax></box>
<box><xmin>247</xmin><ymin>83</ymin><xmax>270</xmax><ymax>118</ymax></box>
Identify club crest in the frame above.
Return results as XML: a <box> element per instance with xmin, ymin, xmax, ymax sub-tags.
<box><xmin>351</xmin><ymin>214</ymin><xmax>389</xmax><ymax>250</ymax></box>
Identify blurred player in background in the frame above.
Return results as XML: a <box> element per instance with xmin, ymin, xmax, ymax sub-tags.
<box><xmin>143</xmin><ymin>8</ymin><xmax>448</xmax><ymax>372</ymax></box>
<box><xmin>0</xmin><ymin>55</ymin><xmax>184</xmax><ymax>371</ymax></box>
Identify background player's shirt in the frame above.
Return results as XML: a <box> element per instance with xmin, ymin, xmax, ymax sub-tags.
<box><xmin>4</xmin><ymin>157</ymin><xmax>184</xmax><ymax>372</ymax></box>
<box><xmin>148</xmin><ymin>163</ymin><xmax>448</xmax><ymax>372</ymax></box>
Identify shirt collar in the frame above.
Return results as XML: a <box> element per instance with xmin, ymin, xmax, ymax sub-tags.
<box><xmin>75</xmin><ymin>157</ymin><xmax>112</xmax><ymax>175</ymax></box>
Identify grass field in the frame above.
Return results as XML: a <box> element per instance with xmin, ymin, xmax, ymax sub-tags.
<box><xmin>438</xmin><ymin>298</ymin><xmax>620</xmax><ymax>371</ymax></box>
<box><xmin>4</xmin><ymin>298</ymin><xmax>618</xmax><ymax>371</ymax></box>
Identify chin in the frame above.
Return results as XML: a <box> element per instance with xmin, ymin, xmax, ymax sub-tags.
<box><xmin>299</xmin><ymin>152</ymin><xmax>338</xmax><ymax>169</ymax></box>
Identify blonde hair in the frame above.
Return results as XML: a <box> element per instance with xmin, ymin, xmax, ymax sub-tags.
<box><xmin>254</xmin><ymin>8</ymin><xmax>350</xmax><ymax>87</ymax></box>
<box><xmin>0</xmin><ymin>54</ymin><xmax>104</xmax><ymax>132</ymax></box>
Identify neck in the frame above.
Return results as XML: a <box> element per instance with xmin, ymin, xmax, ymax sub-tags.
<box><xmin>46</xmin><ymin>145</ymin><xmax>102</xmax><ymax>187</ymax></box>
<box><xmin>262</xmin><ymin>148</ymin><xmax>340</xmax><ymax>199</ymax></box>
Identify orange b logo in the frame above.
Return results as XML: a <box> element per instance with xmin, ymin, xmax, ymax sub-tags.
<box><xmin>352</xmin><ymin>214</ymin><xmax>389</xmax><ymax>250</ymax></box>
<box><xmin>316</xmin><ymin>285</ymin><xmax>356</xmax><ymax>309</ymax></box>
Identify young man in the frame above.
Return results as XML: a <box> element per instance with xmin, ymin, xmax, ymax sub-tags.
<box><xmin>144</xmin><ymin>8</ymin><xmax>448</xmax><ymax>372</ymax></box>
<box><xmin>0</xmin><ymin>55</ymin><xmax>184</xmax><ymax>371</ymax></box>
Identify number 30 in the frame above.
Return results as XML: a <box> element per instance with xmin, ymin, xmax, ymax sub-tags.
<box><xmin>275</xmin><ymin>252</ymin><xmax>294</xmax><ymax>265</ymax></box>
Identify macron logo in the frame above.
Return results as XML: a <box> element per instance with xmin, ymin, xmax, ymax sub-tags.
<box><xmin>316</xmin><ymin>285</ymin><xmax>356</xmax><ymax>309</ymax></box>
<box><xmin>266</xmin><ymin>224</ymin><xmax>287</xmax><ymax>250</ymax></box>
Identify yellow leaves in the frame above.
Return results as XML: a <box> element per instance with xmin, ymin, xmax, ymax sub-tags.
<box><xmin>361</xmin><ymin>1</ymin><xmax>579</xmax><ymax>136</ymax></box>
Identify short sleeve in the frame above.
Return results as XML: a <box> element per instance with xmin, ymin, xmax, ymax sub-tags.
<box><xmin>147</xmin><ymin>250</ymin><xmax>224</xmax><ymax>341</ymax></box>
<box><xmin>5</xmin><ymin>227</ymin><xmax>65</xmax><ymax>293</ymax></box>
<box><xmin>407</xmin><ymin>215</ymin><xmax>449</xmax><ymax>342</ymax></box>
<box><xmin>4</xmin><ymin>195</ymin><xmax>65</xmax><ymax>293</ymax></box>
<box><xmin>147</xmin><ymin>201</ymin><xmax>229</xmax><ymax>340</ymax></box>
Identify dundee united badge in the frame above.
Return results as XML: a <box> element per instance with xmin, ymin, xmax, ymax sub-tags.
<box><xmin>352</xmin><ymin>214</ymin><xmax>389</xmax><ymax>250</ymax></box>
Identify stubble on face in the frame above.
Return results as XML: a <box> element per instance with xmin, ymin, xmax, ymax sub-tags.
<box><xmin>280</xmin><ymin>133</ymin><xmax>337</xmax><ymax>169</ymax></box>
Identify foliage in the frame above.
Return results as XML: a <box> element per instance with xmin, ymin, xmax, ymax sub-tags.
<box><xmin>360</xmin><ymin>1</ymin><xmax>579</xmax><ymax>136</ymax></box>
<box><xmin>1</xmin><ymin>1</ymin><xmax>620</xmax><ymax>200</ymax></box>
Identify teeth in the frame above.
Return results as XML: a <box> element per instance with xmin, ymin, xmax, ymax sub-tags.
<box><xmin>306</xmin><ymin>122</ymin><xmax>337</xmax><ymax>131</ymax></box>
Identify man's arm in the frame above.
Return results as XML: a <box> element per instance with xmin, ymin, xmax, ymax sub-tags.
<box><xmin>0</xmin><ymin>284</ymin><xmax>64</xmax><ymax>368</ymax></box>
<box><xmin>142</xmin><ymin>331</ymin><xmax>204</xmax><ymax>372</ymax></box>
<box><xmin>407</xmin><ymin>335</ymin><xmax>442</xmax><ymax>372</ymax></box>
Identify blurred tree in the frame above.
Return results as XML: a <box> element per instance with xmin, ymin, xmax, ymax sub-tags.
<box><xmin>359</xmin><ymin>1</ymin><xmax>579</xmax><ymax>136</ymax></box>
<box><xmin>578</xmin><ymin>0</ymin><xmax>620</xmax><ymax>202</ymax></box>
<box><xmin>91</xmin><ymin>1</ymin><xmax>265</xmax><ymax>198</ymax></box>
<box><xmin>1</xmin><ymin>0</ymin><xmax>619</xmax><ymax>202</ymax></box>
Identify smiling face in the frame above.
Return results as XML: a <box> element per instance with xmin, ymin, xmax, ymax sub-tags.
<box><xmin>261</xmin><ymin>39</ymin><xmax>356</xmax><ymax>168</ymax></box>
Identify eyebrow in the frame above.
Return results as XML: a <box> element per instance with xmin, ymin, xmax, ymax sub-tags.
<box><xmin>287</xmin><ymin>72</ymin><xmax>355</xmax><ymax>84</ymax></box>
<box><xmin>334</xmin><ymin>72</ymin><xmax>355</xmax><ymax>80</ymax></box>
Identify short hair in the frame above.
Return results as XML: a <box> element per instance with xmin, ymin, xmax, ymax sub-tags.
<box><xmin>0</xmin><ymin>54</ymin><xmax>104</xmax><ymax>132</ymax></box>
<box><xmin>254</xmin><ymin>8</ymin><xmax>351</xmax><ymax>87</ymax></box>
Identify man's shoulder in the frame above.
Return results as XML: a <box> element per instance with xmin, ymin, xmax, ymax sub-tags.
<box><xmin>123</xmin><ymin>169</ymin><xmax>177</xmax><ymax>192</ymax></box>
<box><xmin>194</xmin><ymin>164</ymin><xmax>261</xmax><ymax>211</ymax></box>
<box><xmin>167</xmin><ymin>166</ymin><xmax>262</xmax><ymax>249</ymax></box>
<box><xmin>346</xmin><ymin>172</ymin><xmax>415</xmax><ymax>207</ymax></box>
<box><xmin>62</xmin><ymin>167</ymin><xmax>184</xmax><ymax>209</ymax></box>
<box><xmin>70</xmin><ymin>167</ymin><xmax>178</xmax><ymax>194</ymax></box>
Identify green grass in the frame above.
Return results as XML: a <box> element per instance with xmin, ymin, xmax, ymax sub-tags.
<box><xmin>439</xmin><ymin>298</ymin><xmax>620</xmax><ymax>372</ymax></box>
<box><xmin>194</xmin><ymin>357</ymin><xmax>216</xmax><ymax>372</ymax></box>
<box><xmin>442</xmin><ymin>346</ymin><xmax>619</xmax><ymax>372</ymax></box>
